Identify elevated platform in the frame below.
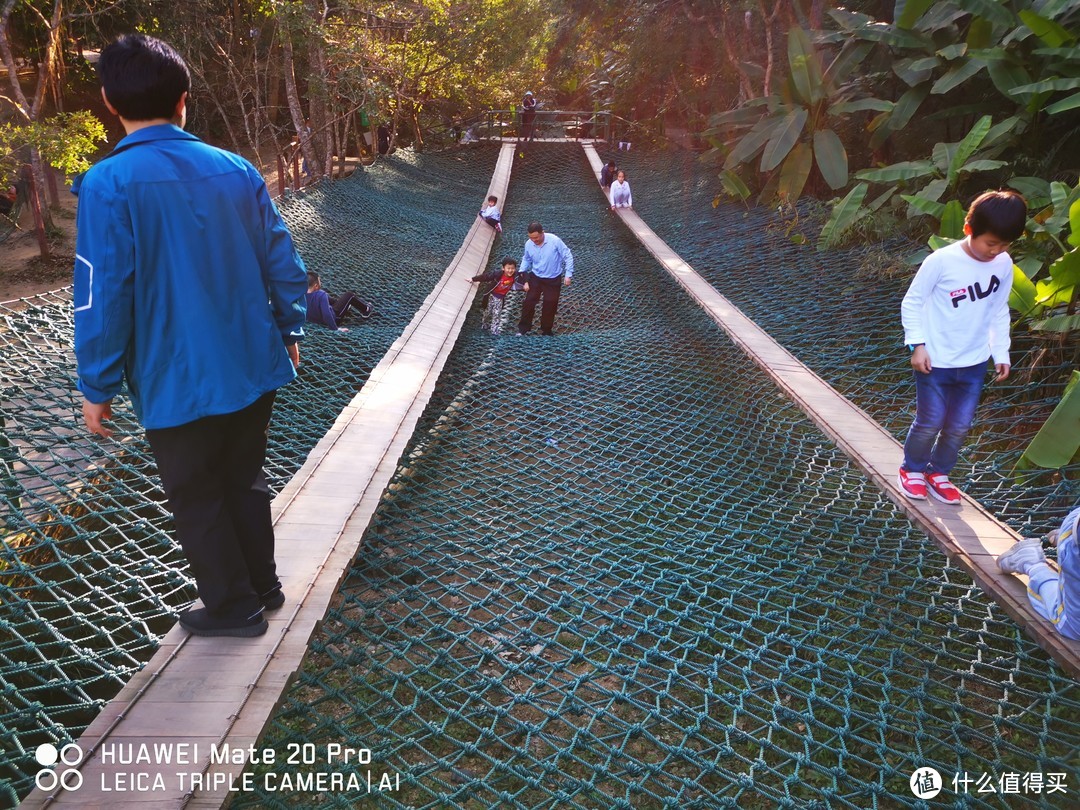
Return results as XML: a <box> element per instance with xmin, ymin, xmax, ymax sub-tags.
<box><xmin>18</xmin><ymin>142</ymin><xmax>517</xmax><ymax>809</ymax></box>
<box><xmin>582</xmin><ymin>142</ymin><xmax>1080</xmax><ymax>679</ymax></box>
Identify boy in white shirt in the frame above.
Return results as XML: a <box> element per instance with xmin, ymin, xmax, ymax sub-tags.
<box><xmin>479</xmin><ymin>195</ymin><xmax>502</xmax><ymax>234</ymax></box>
<box><xmin>897</xmin><ymin>189</ymin><xmax>1026</xmax><ymax>504</ymax></box>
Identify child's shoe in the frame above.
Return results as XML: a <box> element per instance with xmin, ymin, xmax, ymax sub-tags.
<box><xmin>897</xmin><ymin>467</ymin><xmax>927</xmax><ymax>500</ymax></box>
<box><xmin>495</xmin><ymin>222</ymin><xmax>502</xmax><ymax>234</ymax></box>
<box><xmin>997</xmin><ymin>538</ymin><xmax>1048</xmax><ymax>576</ymax></box>
<box><xmin>926</xmin><ymin>472</ymin><xmax>962</xmax><ymax>505</ymax></box>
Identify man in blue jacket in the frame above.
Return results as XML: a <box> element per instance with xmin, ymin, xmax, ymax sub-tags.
<box><xmin>73</xmin><ymin>35</ymin><xmax>308</xmax><ymax>638</ymax></box>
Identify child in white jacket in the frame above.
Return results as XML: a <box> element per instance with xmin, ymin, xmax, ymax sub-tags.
<box><xmin>609</xmin><ymin>171</ymin><xmax>632</xmax><ymax>209</ymax></box>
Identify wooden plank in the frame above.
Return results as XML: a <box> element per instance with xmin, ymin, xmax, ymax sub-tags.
<box><xmin>581</xmin><ymin>142</ymin><xmax>1080</xmax><ymax>678</ymax></box>
<box><xmin>18</xmin><ymin>143</ymin><xmax>519</xmax><ymax>809</ymax></box>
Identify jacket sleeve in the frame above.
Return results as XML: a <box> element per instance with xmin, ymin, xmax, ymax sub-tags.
<box><xmin>900</xmin><ymin>251</ymin><xmax>940</xmax><ymax>346</ymax></box>
<box><xmin>626</xmin><ymin>184</ymin><xmax>633</xmax><ymax>207</ymax></box>
<box><xmin>73</xmin><ymin>183</ymin><xmax>135</xmax><ymax>404</ymax></box>
<box><xmin>989</xmin><ymin>264</ymin><xmax>1013</xmax><ymax>365</ymax></box>
<box><xmin>253</xmin><ymin>169</ymin><xmax>308</xmax><ymax>344</ymax></box>
<box><xmin>312</xmin><ymin>290</ymin><xmax>337</xmax><ymax>329</ymax></box>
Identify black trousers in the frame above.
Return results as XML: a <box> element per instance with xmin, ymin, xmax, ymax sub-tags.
<box><xmin>146</xmin><ymin>392</ymin><xmax>279</xmax><ymax>620</ymax></box>
<box><xmin>518</xmin><ymin>275</ymin><xmax>562</xmax><ymax>335</ymax></box>
<box><xmin>331</xmin><ymin>290</ymin><xmax>372</xmax><ymax>320</ymax></box>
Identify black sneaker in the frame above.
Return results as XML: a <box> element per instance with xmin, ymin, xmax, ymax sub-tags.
<box><xmin>179</xmin><ymin>607</ymin><xmax>268</xmax><ymax>637</ymax></box>
<box><xmin>260</xmin><ymin>587</ymin><xmax>285</xmax><ymax>611</ymax></box>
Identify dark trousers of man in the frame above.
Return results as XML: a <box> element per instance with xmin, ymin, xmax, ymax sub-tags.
<box><xmin>331</xmin><ymin>291</ymin><xmax>373</xmax><ymax>320</ymax></box>
<box><xmin>146</xmin><ymin>392</ymin><xmax>279</xmax><ymax>621</ymax></box>
<box><xmin>518</xmin><ymin>275</ymin><xmax>562</xmax><ymax>335</ymax></box>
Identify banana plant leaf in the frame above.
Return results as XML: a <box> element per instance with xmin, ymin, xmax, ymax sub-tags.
<box><xmin>1015</xmin><ymin>371</ymin><xmax>1080</xmax><ymax>472</ymax></box>
<box><xmin>947</xmin><ymin>115</ymin><xmax>992</xmax><ymax>186</ymax></box>
<box><xmin>788</xmin><ymin>28</ymin><xmax>825</xmax><ymax>106</ymax></box>
<box><xmin>812</xmin><ymin>129</ymin><xmax>848</xmax><ymax>190</ymax></box>
<box><xmin>777</xmin><ymin>141</ymin><xmax>813</xmax><ymax>201</ymax></box>
<box><xmin>1018</xmin><ymin>10</ymin><xmax>1074</xmax><ymax>49</ymax></box>
<box><xmin>932</xmin><ymin>58</ymin><xmax>986</xmax><ymax>94</ymax></box>
<box><xmin>856</xmin><ymin>160</ymin><xmax>935</xmax><ymax>183</ymax></box>
<box><xmin>961</xmin><ymin>0</ymin><xmax>1016</xmax><ymax>26</ymax></box>
<box><xmin>939</xmin><ymin>200</ymin><xmax>966</xmax><ymax>239</ymax></box>
<box><xmin>1030</xmin><ymin>313</ymin><xmax>1080</xmax><ymax>333</ymax></box>
<box><xmin>896</xmin><ymin>0</ymin><xmax>935</xmax><ymax>29</ymax></box>
<box><xmin>1070</xmin><ymin>200</ymin><xmax>1080</xmax><ymax>248</ymax></box>
<box><xmin>1047</xmin><ymin>92</ymin><xmax>1080</xmax><ymax>114</ymax></box>
<box><xmin>1009</xmin><ymin>264</ymin><xmax>1041</xmax><ymax>318</ymax></box>
<box><xmin>901</xmin><ymin>193</ymin><xmax>945</xmax><ymax>219</ymax></box>
<box><xmin>760</xmin><ymin>108</ymin><xmax>808</xmax><ymax>172</ymax></box>
<box><xmin>817</xmin><ymin>182</ymin><xmax>867</xmax><ymax>250</ymax></box>
<box><xmin>724</xmin><ymin>115</ymin><xmax>782</xmax><ymax>169</ymax></box>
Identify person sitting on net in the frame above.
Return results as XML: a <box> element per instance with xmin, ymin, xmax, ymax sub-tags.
<box><xmin>609</xmin><ymin>170</ymin><xmax>632</xmax><ymax>209</ymax></box>
<box><xmin>479</xmin><ymin>195</ymin><xmax>502</xmax><ymax>234</ymax></box>
<box><xmin>599</xmin><ymin>160</ymin><xmax>618</xmax><ymax>193</ymax></box>
<box><xmin>998</xmin><ymin>507</ymin><xmax>1080</xmax><ymax>640</ymax></box>
<box><xmin>305</xmin><ymin>271</ymin><xmax>373</xmax><ymax>331</ymax></box>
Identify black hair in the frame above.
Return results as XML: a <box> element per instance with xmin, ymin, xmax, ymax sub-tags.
<box><xmin>966</xmin><ymin>190</ymin><xmax>1027</xmax><ymax>242</ymax></box>
<box><xmin>306</xmin><ymin>271</ymin><xmax>321</xmax><ymax>287</ymax></box>
<box><xmin>606</xmin><ymin>160</ymin><xmax>616</xmax><ymax>168</ymax></box>
<box><xmin>501</xmin><ymin>256</ymin><xmax>518</xmax><ymax>268</ymax></box>
<box><xmin>527</xmin><ymin>221</ymin><xmax>544</xmax><ymax>234</ymax></box>
<box><xmin>97</xmin><ymin>34</ymin><xmax>190</xmax><ymax>121</ymax></box>
<box><xmin>488</xmin><ymin>195</ymin><xmax>498</xmax><ymax>204</ymax></box>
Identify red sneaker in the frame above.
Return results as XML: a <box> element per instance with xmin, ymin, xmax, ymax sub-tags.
<box><xmin>926</xmin><ymin>473</ymin><xmax>962</xmax><ymax>505</ymax></box>
<box><xmin>897</xmin><ymin>467</ymin><xmax>927</xmax><ymax>500</ymax></box>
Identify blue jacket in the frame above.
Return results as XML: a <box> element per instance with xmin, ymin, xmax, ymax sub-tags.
<box><xmin>72</xmin><ymin>124</ymin><xmax>307</xmax><ymax>429</ymax></box>
<box><xmin>306</xmin><ymin>289</ymin><xmax>338</xmax><ymax>329</ymax></box>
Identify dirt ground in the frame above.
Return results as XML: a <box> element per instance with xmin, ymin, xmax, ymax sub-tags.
<box><xmin>0</xmin><ymin>183</ymin><xmax>78</xmax><ymax>304</ymax></box>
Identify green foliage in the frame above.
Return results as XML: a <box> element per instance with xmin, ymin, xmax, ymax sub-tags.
<box><xmin>0</xmin><ymin>112</ymin><xmax>107</xmax><ymax>188</ymax></box>
<box><xmin>1015</xmin><ymin>371</ymin><xmax>1080</xmax><ymax>472</ymax></box>
<box><xmin>705</xmin><ymin>28</ymin><xmax>872</xmax><ymax>204</ymax></box>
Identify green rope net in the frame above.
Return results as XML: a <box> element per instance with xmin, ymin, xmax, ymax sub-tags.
<box><xmin>0</xmin><ymin>147</ymin><xmax>494</xmax><ymax>804</ymax></box>
<box><xmin>1</xmin><ymin>143</ymin><xmax>1077</xmax><ymax>807</ymax></box>
<box><xmin>234</xmin><ymin>145</ymin><xmax>1075</xmax><ymax>808</ymax></box>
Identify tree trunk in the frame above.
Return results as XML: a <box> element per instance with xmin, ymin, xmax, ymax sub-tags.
<box><xmin>280</xmin><ymin>28</ymin><xmax>318</xmax><ymax>180</ymax></box>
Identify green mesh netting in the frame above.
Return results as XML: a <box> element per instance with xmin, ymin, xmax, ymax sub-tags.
<box><xmin>0</xmin><ymin>142</ymin><xmax>1077</xmax><ymax>808</ymax></box>
<box><xmin>621</xmin><ymin>150</ymin><xmax>1078</xmax><ymax>532</ymax></box>
<box><xmin>0</xmin><ymin>146</ymin><xmax>500</xmax><ymax>804</ymax></box>
<box><xmin>228</xmin><ymin>145</ymin><xmax>1075</xmax><ymax>809</ymax></box>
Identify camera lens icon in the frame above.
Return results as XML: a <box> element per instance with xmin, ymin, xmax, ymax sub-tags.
<box><xmin>35</xmin><ymin>743</ymin><xmax>84</xmax><ymax>791</ymax></box>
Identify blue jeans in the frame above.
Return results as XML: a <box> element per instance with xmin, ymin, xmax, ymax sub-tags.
<box><xmin>902</xmin><ymin>362</ymin><xmax>987</xmax><ymax>475</ymax></box>
<box><xmin>1027</xmin><ymin>507</ymin><xmax>1080</xmax><ymax>640</ymax></box>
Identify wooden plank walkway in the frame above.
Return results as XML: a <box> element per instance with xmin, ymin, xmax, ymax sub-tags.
<box><xmin>581</xmin><ymin>143</ymin><xmax>1080</xmax><ymax>678</ymax></box>
<box><xmin>19</xmin><ymin>141</ymin><xmax>518</xmax><ymax>810</ymax></box>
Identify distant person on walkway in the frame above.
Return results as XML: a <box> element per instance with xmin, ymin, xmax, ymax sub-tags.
<box><xmin>471</xmin><ymin>257</ymin><xmax>522</xmax><ymax>335</ymax></box>
<box><xmin>609</xmin><ymin>171</ymin><xmax>632</xmax><ymax>209</ymax></box>
<box><xmin>897</xmin><ymin>190</ymin><xmax>1026</xmax><ymax>505</ymax></box>
<box><xmin>521</xmin><ymin>90</ymin><xmax>537</xmax><ymax>142</ymax></box>
<box><xmin>306</xmin><ymin>271</ymin><xmax>374</xmax><ymax>331</ymax></box>
<box><xmin>73</xmin><ymin>34</ymin><xmax>308</xmax><ymax>639</ymax></box>
<box><xmin>998</xmin><ymin>506</ymin><xmax>1080</xmax><ymax>640</ymax></box>
<box><xmin>517</xmin><ymin>222</ymin><xmax>574</xmax><ymax>337</ymax></box>
<box><xmin>599</xmin><ymin>160</ymin><xmax>618</xmax><ymax>193</ymax></box>
<box><xmin>479</xmin><ymin>195</ymin><xmax>503</xmax><ymax>234</ymax></box>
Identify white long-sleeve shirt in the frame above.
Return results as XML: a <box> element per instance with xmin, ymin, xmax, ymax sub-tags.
<box><xmin>609</xmin><ymin>179</ymin><xmax>632</xmax><ymax>208</ymax></box>
<box><xmin>900</xmin><ymin>239</ymin><xmax>1013</xmax><ymax>369</ymax></box>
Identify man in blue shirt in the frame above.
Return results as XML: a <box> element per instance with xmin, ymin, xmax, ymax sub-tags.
<box><xmin>517</xmin><ymin>222</ymin><xmax>574</xmax><ymax>336</ymax></box>
<box><xmin>73</xmin><ymin>35</ymin><xmax>308</xmax><ymax>638</ymax></box>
